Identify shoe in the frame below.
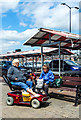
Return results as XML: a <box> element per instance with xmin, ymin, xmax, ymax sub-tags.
<box><xmin>34</xmin><ymin>94</ymin><xmax>40</xmax><ymax>97</ymax></box>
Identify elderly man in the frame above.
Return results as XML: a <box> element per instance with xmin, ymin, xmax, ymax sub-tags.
<box><xmin>7</xmin><ymin>59</ymin><xmax>40</xmax><ymax>97</ymax></box>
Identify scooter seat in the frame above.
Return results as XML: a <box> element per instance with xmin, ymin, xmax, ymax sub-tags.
<box><xmin>3</xmin><ymin>75</ymin><xmax>23</xmax><ymax>91</ymax></box>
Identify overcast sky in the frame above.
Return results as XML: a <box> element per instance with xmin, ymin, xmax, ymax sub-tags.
<box><xmin>0</xmin><ymin>0</ymin><xmax>81</xmax><ymax>54</ymax></box>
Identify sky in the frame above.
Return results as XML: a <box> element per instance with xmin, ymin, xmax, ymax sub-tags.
<box><xmin>0</xmin><ymin>0</ymin><xmax>81</xmax><ymax>54</ymax></box>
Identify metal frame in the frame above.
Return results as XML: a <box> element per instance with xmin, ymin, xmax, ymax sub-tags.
<box><xmin>41</xmin><ymin>33</ymin><xmax>61</xmax><ymax>76</ymax></box>
<box><xmin>41</xmin><ymin>46</ymin><xmax>43</xmax><ymax>71</ymax></box>
<box><xmin>59</xmin><ymin>41</ymin><xmax>61</xmax><ymax>76</ymax></box>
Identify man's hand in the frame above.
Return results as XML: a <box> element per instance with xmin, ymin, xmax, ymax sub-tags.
<box><xmin>15</xmin><ymin>78</ymin><xmax>18</xmax><ymax>80</ymax></box>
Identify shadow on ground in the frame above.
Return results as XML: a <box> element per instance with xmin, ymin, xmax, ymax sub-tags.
<box><xmin>49</xmin><ymin>92</ymin><xmax>81</xmax><ymax>106</ymax></box>
<box><xmin>12</xmin><ymin>101</ymin><xmax>51</xmax><ymax>109</ymax></box>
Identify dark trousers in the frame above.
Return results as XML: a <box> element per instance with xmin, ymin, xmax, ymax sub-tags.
<box><xmin>43</xmin><ymin>85</ymin><xmax>49</xmax><ymax>95</ymax></box>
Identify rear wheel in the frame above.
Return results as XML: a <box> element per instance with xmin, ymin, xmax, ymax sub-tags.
<box><xmin>6</xmin><ymin>97</ymin><xmax>14</xmax><ymax>106</ymax></box>
<box><xmin>31</xmin><ymin>99</ymin><xmax>40</xmax><ymax>108</ymax></box>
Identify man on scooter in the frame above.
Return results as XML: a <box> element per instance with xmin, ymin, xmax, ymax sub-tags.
<box><xmin>7</xmin><ymin>59</ymin><xmax>40</xmax><ymax>97</ymax></box>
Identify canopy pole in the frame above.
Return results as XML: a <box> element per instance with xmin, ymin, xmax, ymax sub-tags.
<box><xmin>59</xmin><ymin>41</ymin><xmax>61</xmax><ymax>76</ymax></box>
<box><xmin>41</xmin><ymin>46</ymin><xmax>43</xmax><ymax>72</ymax></box>
<box><xmin>52</xmin><ymin>55</ymin><xmax>53</xmax><ymax>71</ymax></box>
<box><xmin>49</xmin><ymin>33</ymin><xmax>51</xmax><ymax>43</ymax></box>
<box><xmin>32</xmin><ymin>56</ymin><xmax>34</xmax><ymax>72</ymax></box>
<box><xmin>63</xmin><ymin>55</ymin><xmax>64</xmax><ymax>71</ymax></box>
<box><xmin>36</xmin><ymin>56</ymin><xmax>37</xmax><ymax>73</ymax></box>
<box><xmin>26</xmin><ymin>57</ymin><xmax>27</xmax><ymax>65</ymax></box>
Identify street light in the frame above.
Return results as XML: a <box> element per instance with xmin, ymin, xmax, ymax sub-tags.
<box><xmin>61</xmin><ymin>3</ymin><xmax>79</xmax><ymax>33</ymax></box>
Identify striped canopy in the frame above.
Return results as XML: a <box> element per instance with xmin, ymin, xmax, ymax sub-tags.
<box><xmin>23</xmin><ymin>28</ymin><xmax>81</xmax><ymax>50</ymax></box>
<box><xmin>0</xmin><ymin>48</ymin><xmax>74</xmax><ymax>58</ymax></box>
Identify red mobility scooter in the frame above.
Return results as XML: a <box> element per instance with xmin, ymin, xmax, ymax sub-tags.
<box><xmin>3</xmin><ymin>75</ymin><xmax>49</xmax><ymax>109</ymax></box>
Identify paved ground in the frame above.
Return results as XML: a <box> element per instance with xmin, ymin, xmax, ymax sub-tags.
<box><xmin>0</xmin><ymin>78</ymin><xmax>80</xmax><ymax>119</ymax></box>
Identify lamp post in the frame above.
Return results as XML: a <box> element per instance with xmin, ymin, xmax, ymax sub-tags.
<box><xmin>61</xmin><ymin>3</ymin><xmax>79</xmax><ymax>33</ymax></box>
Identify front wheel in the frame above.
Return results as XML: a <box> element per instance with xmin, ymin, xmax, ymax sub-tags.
<box><xmin>6</xmin><ymin>97</ymin><xmax>14</xmax><ymax>106</ymax></box>
<box><xmin>31</xmin><ymin>99</ymin><xmax>40</xmax><ymax>108</ymax></box>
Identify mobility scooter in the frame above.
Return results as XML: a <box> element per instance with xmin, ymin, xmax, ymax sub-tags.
<box><xmin>3</xmin><ymin>75</ymin><xmax>49</xmax><ymax>109</ymax></box>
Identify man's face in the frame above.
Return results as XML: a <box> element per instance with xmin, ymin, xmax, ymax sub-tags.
<box><xmin>13</xmin><ymin>62</ymin><xmax>19</xmax><ymax>67</ymax></box>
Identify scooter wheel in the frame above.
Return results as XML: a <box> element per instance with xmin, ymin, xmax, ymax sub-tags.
<box><xmin>6</xmin><ymin>97</ymin><xmax>14</xmax><ymax>106</ymax></box>
<box><xmin>31</xmin><ymin>99</ymin><xmax>40</xmax><ymax>108</ymax></box>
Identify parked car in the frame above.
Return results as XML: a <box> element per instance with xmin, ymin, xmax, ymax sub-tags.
<box><xmin>0</xmin><ymin>61</ymin><xmax>12</xmax><ymax>76</ymax></box>
<box><xmin>49</xmin><ymin>59</ymin><xmax>81</xmax><ymax>72</ymax></box>
<box><xmin>24</xmin><ymin>62</ymin><xmax>41</xmax><ymax>69</ymax></box>
<box><xmin>35</xmin><ymin>62</ymin><xmax>41</xmax><ymax>69</ymax></box>
<box><xmin>24</xmin><ymin>62</ymin><xmax>34</xmax><ymax>69</ymax></box>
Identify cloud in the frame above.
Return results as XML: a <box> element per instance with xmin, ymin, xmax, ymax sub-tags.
<box><xmin>0</xmin><ymin>28</ymin><xmax>38</xmax><ymax>41</ymax></box>
<box><xmin>20</xmin><ymin>22</ymin><xmax>27</xmax><ymax>27</ymax></box>
<box><xmin>0</xmin><ymin>1</ymin><xmax>80</xmax><ymax>54</ymax></box>
<box><xmin>0</xmin><ymin>0</ymin><xmax>20</xmax><ymax>13</ymax></box>
<box><xmin>1</xmin><ymin>1</ymin><xmax>79</xmax><ymax>32</ymax></box>
<box><xmin>20</xmin><ymin>2</ymin><xmax>79</xmax><ymax>32</ymax></box>
<box><xmin>0</xmin><ymin>40</ymin><xmax>20</xmax><ymax>54</ymax></box>
<box><xmin>0</xmin><ymin>28</ymin><xmax>38</xmax><ymax>53</ymax></box>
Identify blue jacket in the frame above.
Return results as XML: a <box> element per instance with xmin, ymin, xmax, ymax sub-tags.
<box><xmin>39</xmin><ymin>70</ymin><xmax>54</xmax><ymax>84</ymax></box>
